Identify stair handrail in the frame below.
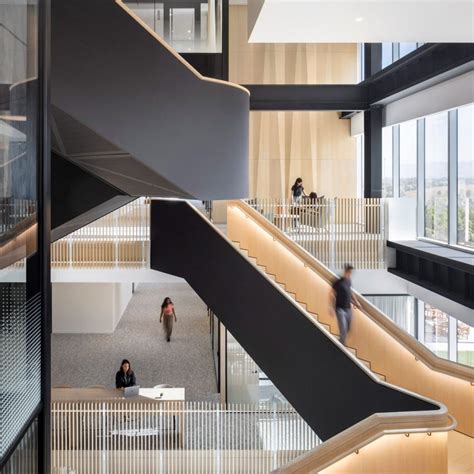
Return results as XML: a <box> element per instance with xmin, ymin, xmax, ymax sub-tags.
<box><xmin>116</xmin><ymin>0</ymin><xmax>249</xmax><ymax>96</ymax></box>
<box><xmin>274</xmin><ymin>410</ymin><xmax>456</xmax><ymax>473</ymax></box>
<box><xmin>232</xmin><ymin>200</ymin><xmax>474</xmax><ymax>383</ymax></box>
<box><xmin>185</xmin><ymin>201</ymin><xmax>456</xmax><ymax>473</ymax></box>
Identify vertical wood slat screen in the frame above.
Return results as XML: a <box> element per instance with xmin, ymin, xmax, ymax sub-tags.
<box><xmin>51</xmin><ymin>198</ymin><xmax>150</xmax><ymax>269</ymax></box>
<box><xmin>51</xmin><ymin>401</ymin><xmax>320</xmax><ymax>473</ymax></box>
<box><xmin>248</xmin><ymin>198</ymin><xmax>386</xmax><ymax>270</ymax></box>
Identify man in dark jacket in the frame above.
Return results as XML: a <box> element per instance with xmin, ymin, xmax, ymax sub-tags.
<box><xmin>331</xmin><ymin>265</ymin><xmax>361</xmax><ymax>346</ymax></box>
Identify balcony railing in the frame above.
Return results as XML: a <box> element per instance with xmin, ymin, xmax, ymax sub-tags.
<box><xmin>246</xmin><ymin>198</ymin><xmax>387</xmax><ymax>270</ymax></box>
<box><xmin>51</xmin><ymin>198</ymin><xmax>150</xmax><ymax>269</ymax></box>
<box><xmin>52</xmin><ymin>400</ymin><xmax>320</xmax><ymax>473</ymax></box>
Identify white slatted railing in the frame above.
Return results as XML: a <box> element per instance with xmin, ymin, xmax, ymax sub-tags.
<box><xmin>51</xmin><ymin>198</ymin><xmax>150</xmax><ymax>269</ymax></box>
<box><xmin>51</xmin><ymin>401</ymin><xmax>320</xmax><ymax>474</ymax></box>
<box><xmin>247</xmin><ymin>198</ymin><xmax>387</xmax><ymax>270</ymax></box>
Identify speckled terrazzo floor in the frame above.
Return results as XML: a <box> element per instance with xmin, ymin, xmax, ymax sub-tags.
<box><xmin>51</xmin><ymin>282</ymin><xmax>219</xmax><ymax>401</ymax></box>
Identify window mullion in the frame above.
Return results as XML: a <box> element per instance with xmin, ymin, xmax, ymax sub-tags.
<box><xmin>448</xmin><ymin>110</ymin><xmax>458</xmax><ymax>246</ymax></box>
<box><xmin>417</xmin><ymin>299</ymin><xmax>425</xmax><ymax>344</ymax></box>
<box><xmin>448</xmin><ymin>316</ymin><xmax>457</xmax><ymax>362</ymax></box>
<box><xmin>417</xmin><ymin>119</ymin><xmax>425</xmax><ymax>237</ymax></box>
<box><xmin>393</xmin><ymin>125</ymin><xmax>400</xmax><ymax>198</ymax></box>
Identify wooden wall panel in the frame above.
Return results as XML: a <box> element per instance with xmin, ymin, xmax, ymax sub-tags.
<box><xmin>230</xmin><ymin>6</ymin><xmax>358</xmax><ymax>85</ymax></box>
<box><xmin>230</xmin><ymin>5</ymin><xmax>359</xmax><ymax>200</ymax></box>
<box><xmin>249</xmin><ymin>111</ymin><xmax>358</xmax><ymax>198</ymax></box>
<box><xmin>320</xmin><ymin>433</ymin><xmax>448</xmax><ymax>474</ymax></box>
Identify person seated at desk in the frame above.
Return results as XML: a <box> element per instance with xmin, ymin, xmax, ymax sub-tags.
<box><xmin>115</xmin><ymin>359</ymin><xmax>137</xmax><ymax>389</ymax></box>
<box><xmin>301</xmin><ymin>192</ymin><xmax>324</xmax><ymax>227</ymax></box>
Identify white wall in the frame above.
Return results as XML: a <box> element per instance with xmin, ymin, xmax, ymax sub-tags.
<box><xmin>384</xmin><ymin>70</ymin><xmax>474</xmax><ymax>127</ymax></box>
<box><xmin>350</xmin><ymin>112</ymin><xmax>364</xmax><ymax>137</ymax></box>
<box><xmin>351</xmin><ymin>269</ymin><xmax>409</xmax><ymax>295</ymax></box>
<box><xmin>53</xmin><ymin>282</ymin><xmax>133</xmax><ymax>334</ymax></box>
<box><xmin>351</xmin><ymin>269</ymin><xmax>473</xmax><ymax>326</ymax></box>
<box><xmin>387</xmin><ymin>197</ymin><xmax>417</xmax><ymax>241</ymax></box>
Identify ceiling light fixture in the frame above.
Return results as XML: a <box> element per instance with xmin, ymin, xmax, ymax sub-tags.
<box><xmin>355</xmin><ymin>17</ymin><xmax>364</xmax><ymax>22</ymax></box>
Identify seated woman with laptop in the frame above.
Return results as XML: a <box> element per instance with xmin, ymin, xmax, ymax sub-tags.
<box><xmin>115</xmin><ymin>359</ymin><xmax>137</xmax><ymax>389</ymax></box>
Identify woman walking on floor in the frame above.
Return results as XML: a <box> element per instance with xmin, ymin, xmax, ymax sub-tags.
<box><xmin>160</xmin><ymin>297</ymin><xmax>177</xmax><ymax>342</ymax></box>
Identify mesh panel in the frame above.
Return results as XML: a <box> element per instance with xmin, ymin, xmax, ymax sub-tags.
<box><xmin>0</xmin><ymin>290</ymin><xmax>41</xmax><ymax>462</ymax></box>
<box><xmin>0</xmin><ymin>419</ymin><xmax>38</xmax><ymax>473</ymax></box>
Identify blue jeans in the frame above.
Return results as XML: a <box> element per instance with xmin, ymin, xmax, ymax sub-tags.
<box><xmin>336</xmin><ymin>307</ymin><xmax>352</xmax><ymax>346</ymax></box>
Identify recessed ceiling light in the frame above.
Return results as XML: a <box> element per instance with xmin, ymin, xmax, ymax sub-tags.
<box><xmin>355</xmin><ymin>17</ymin><xmax>364</xmax><ymax>22</ymax></box>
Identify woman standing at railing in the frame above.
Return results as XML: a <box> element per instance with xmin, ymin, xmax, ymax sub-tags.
<box><xmin>290</xmin><ymin>178</ymin><xmax>307</xmax><ymax>203</ymax></box>
<box><xmin>160</xmin><ymin>297</ymin><xmax>177</xmax><ymax>342</ymax></box>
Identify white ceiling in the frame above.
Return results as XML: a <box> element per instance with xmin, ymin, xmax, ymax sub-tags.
<box><xmin>246</xmin><ymin>0</ymin><xmax>474</xmax><ymax>43</ymax></box>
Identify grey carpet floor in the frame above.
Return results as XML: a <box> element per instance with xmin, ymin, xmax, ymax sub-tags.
<box><xmin>52</xmin><ymin>282</ymin><xmax>219</xmax><ymax>401</ymax></box>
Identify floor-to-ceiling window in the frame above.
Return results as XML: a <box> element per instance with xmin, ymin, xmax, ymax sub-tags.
<box><xmin>457</xmin><ymin>320</ymin><xmax>474</xmax><ymax>366</ymax></box>
<box><xmin>423</xmin><ymin>303</ymin><xmax>449</xmax><ymax>359</ymax></box>
<box><xmin>457</xmin><ymin>104</ymin><xmax>474</xmax><ymax>248</ymax></box>
<box><xmin>399</xmin><ymin>120</ymin><xmax>417</xmax><ymax>198</ymax></box>
<box><xmin>424</xmin><ymin>112</ymin><xmax>449</xmax><ymax>241</ymax></box>
<box><xmin>386</xmin><ymin>103</ymin><xmax>473</xmax><ymax>251</ymax></box>
<box><xmin>365</xmin><ymin>295</ymin><xmax>416</xmax><ymax>336</ymax></box>
<box><xmin>382</xmin><ymin>126</ymin><xmax>393</xmax><ymax>197</ymax></box>
<box><xmin>365</xmin><ymin>295</ymin><xmax>474</xmax><ymax>367</ymax></box>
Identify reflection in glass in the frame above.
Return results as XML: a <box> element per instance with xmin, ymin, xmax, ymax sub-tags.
<box><xmin>1</xmin><ymin>0</ymin><xmax>40</xmax><ymax>461</ymax></box>
<box><xmin>126</xmin><ymin>0</ymin><xmax>222</xmax><ymax>53</ymax></box>
<box><xmin>381</xmin><ymin>43</ymin><xmax>393</xmax><ymax>69</ymax></box>
<box><xmin>457</xmin><ymin>104</ymin><xmax>474</xmax><ymax>248</ymax></box>
<box><xmin>399</xmin><ymin>43</ymin><xmax>417</xmax><ymax>58</ymax></box>
<box><xmin>424</xmin><ymin>303</ymin><xmax>449</xmax><ymax>359</ymax></box>
<box><xmin>226</xmin><ymin>330</ymin><xmax>287</xmax><ymax>405</ymax></box>
<box><xmin>382</xmin><ymin>126</ymin><xmax>393</xmax><ymax>197</ymax></box>
<box><xmin>399</xmin><ymin>120</ymin><xmax>417</xmax><ymax>197</ymax></box>
<box><xmin>457</xmin><ymin>320</ymin><xmax>474</xmax><ymax>367</ymax></box>
<box><xmin>365</xmin><ymin>295</ymin><xmax>416</xmax><ymax>336</ymax></box>
<box><xmin>425</xmin><ymin>112</ymin><xmax>449</xmax><ymax>241</ymax></box>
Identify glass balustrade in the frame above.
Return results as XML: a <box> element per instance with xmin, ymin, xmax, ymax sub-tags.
<box><xmin>124</xmin><ymin>0</ymin><xmax>222</xmax><ymax>53</ymax></box>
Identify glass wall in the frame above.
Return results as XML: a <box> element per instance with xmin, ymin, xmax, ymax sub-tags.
<box><xmin>383</xmin><ymin>103</ymin><xmax>473</xmax><ymax>250</ymax></box>
<box><xmin>381</xmin><ymin>126</ymin><xmax>393</xmax><ymax>197</ymax></box>
<box><xmin>365</xmin><ymin>295</ymin><xmax>416</xmax><ymax>336</ymax></box>
<box><xmin>366</xmin><ymin>295</ymin><xmax>474</xmax><ymax>367</ymax></box>
<box><xmin>226</xmin><ymin>330</ymin><xmax>287</xmax><ymax>405</ymax></box>
<box><xmin>399</xmin><ymin>120</ymin><xmax>417</xmax><ymax>197</ymax></box>
<box><xmin>0</xmin><ymin>0</ymin><xmax>43</xmax><ymax>467</ymax></box>
<box><xmin>457</xmin><ymin>320</ymin><xmax>474</xmax><ymax>366</ymax></box>
<box><xmin>381</xmin><ymin>43</ymin><xmax>393</xmax><ymax>69</ymax></box>
<box><xmin>457</xmin><ymin>104</ymin><xmax>474</xmax><ymax>248</ymax></box>
<box><xmin>126</xmin><ymin>0</ymin><xmax>223</xmax><ymax>53</ymax></box>
<box><xmin>424</xmin><ymin>112</ymin><xmax>449</xmax><ymax>241</ymax></box>
<box><xmin>423</xmin><ymin>303</ymin><xmax>449</xmax><ymax>359</ymax></box>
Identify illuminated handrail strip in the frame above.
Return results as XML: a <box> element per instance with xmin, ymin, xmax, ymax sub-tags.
<box><xmin>232</xmin><ymin>199</ymin><xmax>474</xmax><ymax>383</ymax></box>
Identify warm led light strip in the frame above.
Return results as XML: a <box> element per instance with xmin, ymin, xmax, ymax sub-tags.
<box><xmin>0</xmin><ymin>115</ymin><xmax>27</xmax><ymax>122</ymax></box>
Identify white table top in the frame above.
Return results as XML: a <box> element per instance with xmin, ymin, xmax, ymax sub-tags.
<box><xmin>52</xmin><ymin>387</ymin><xmax>185</xmax><ymax>402</ymax></box>
<box><xmin>138</xmin><ymin>387</ymin><xmax>185</xmax><ymax>401</ymax></box>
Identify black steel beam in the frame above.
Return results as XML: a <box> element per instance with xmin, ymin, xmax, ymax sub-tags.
<box><xmin>245</xmin><ymin>44</ymin><xmax>474</xmax><ymax>112</ymax></box>
<box><xmin>246</xmin><ymin>84</ymin><xmax>369</xmax><ymax>111</ymax></box>
<box><xmin>364</xmin><ymin>106</ymin><xmax>383</xmax><ymax>198</ymax></box>
<box><xmin>364</xmin><ymin>43</ymin><xmax>382</xmax><ymax>79</ymax></box>
<box><xmin>38</xmin><ymin>0</ymin><xmax>51</xmax><ymax>471</ymax></box>
<box><xmin>367</xmin><ymin>43</ymin><xmax>474</xmax><ymax>104</ymax></box>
